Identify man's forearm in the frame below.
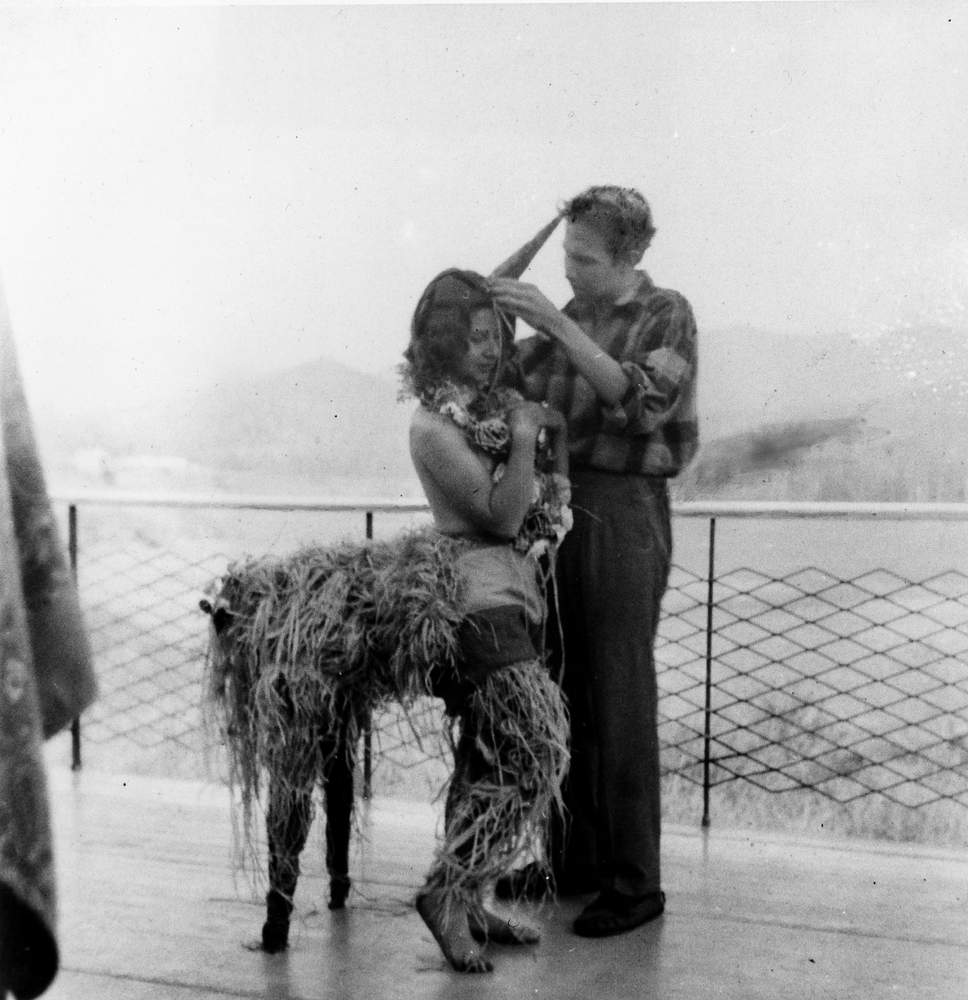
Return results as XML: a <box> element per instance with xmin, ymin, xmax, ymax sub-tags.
<box><xmin>550</xmin><ymin>314</ymin><xmax>630</xmax><ymax>406</ymax></box>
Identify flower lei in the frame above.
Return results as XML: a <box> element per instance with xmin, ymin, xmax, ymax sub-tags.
<box><xmin>421</xmin><ymin>380</ymin><xmax>573</xmax><ymax>559</ymax></box>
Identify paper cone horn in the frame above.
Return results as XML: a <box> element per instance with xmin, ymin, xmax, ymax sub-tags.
<box><xmin>488</xmin><ymin>213</ymin><xmax>563</xmax><ymax>280</ymax></box>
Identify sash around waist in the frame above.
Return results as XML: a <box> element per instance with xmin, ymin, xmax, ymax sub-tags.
<box><xmin>452</xmin><ymin>542</ymin><xmax>545</xmax><ymax>626</ymax></box>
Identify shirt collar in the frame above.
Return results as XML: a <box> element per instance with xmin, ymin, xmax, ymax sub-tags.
<box><xmin>565</xmin><ymin>270</ymin><xmax>655</xmax><ymax>321</ymax></box>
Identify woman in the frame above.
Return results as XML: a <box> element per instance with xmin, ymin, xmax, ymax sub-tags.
<box><xmin>402</xmin><ymin>268</ymin><xmax>571</xmax><ymax>973</ymax></box>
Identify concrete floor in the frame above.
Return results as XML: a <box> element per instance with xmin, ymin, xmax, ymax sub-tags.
<box><xmin>41</xmin><ymin>768</ymin><xmax>968</xmax><ymax>1000</ymax></box>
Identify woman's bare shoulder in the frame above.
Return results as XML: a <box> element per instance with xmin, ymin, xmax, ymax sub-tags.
<box><xmin>410</xmin><ymin>406</ymin><xmax>461</xmax><ymax>448</ymax></box>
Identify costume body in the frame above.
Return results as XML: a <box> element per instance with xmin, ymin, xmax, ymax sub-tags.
<box><xmin>518</xmin><ymin>270</ymin><xmax>698</xmax><ymax>897</ymax></box>
<box><xmin>204</xmin><ymin>527</ymin><xmax>568</xmax><ymax>937</ymax></box>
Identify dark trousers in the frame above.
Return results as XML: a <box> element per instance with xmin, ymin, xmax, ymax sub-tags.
<box><xmin>549</xmin><ymin>467</ymin><xmax>671</xmax><ymax>896</ymax></box>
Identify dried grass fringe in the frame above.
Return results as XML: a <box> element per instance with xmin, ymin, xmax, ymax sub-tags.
<box><xmin>203</xmin><ymin>526</ymin><xmax>568</xmax><ymax>895</ymax></box>
<box><xmin>427</xmin><ymin>659</ymin><xmax>568</xmax><ymax>922</ymax></box>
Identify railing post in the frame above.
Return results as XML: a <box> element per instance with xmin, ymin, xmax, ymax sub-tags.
<box><xmin>68</xmin><ymin>503</ymin><xmax>82</xmax><ymax>771</ymax></box>
<box><xmin>362</xmin><ymin>510</ymin><xmax>374</xmax><ymax>799</ymax></box>
<box><xmin>701</xmin><ymin>516</ymin><xmax>716</xmax><ymax>827</ymax></box>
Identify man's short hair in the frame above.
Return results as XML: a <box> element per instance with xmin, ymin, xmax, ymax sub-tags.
<box><xmin>562</xmin><ymin>185</ymin><xmax>656</xmax><ymax>264</ymax></box>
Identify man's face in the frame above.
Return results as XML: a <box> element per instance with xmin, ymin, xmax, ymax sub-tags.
<box><xmin>563</xmin><ymin>220</ymin><xmax>632</xmax><ymax>303</ymax></box>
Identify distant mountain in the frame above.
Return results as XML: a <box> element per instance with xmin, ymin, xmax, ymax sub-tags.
<box><xmin>36</xmin><ymin>357</ymin><xmax>423</xmax><ymax>497</ymax></box>
<box><xmin>700</xmin><ymin>326</ymin><xmax>867</xmax><ymax>433</ymax></box>
<box><xmin>699</xmin><ymin>322</ymin><xmax>968</xmax><ymax>434</ymax></box>
<box><xmin>34</xmin><ymin>323</ymin><xmax>968</xmax><ymax>501</ymax></box>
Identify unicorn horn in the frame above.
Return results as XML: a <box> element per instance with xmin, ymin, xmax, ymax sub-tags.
<box><xmin>489</xmin><ymin>213</ymin><xmax>563</xmax><ymax>280</ymax></box>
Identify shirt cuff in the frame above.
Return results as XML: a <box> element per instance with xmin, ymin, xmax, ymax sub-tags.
<box><xmin>600</xmin><ymin>362</ymin><xmax>646</xmax><ymax>431</ymax></box>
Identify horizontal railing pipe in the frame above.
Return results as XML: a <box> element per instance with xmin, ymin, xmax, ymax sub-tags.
<box><xmin>49</xmin><ymin>491</ymin><xmax>968</xmax><ymax>522</ymax></box>
<box><xmin>49</xmin><ymin>490</ymin><xmax>432</xmax><ymax>514</ymax></box>
<box><xmin>670</xmin><ymin>500</ymin><xmax>968</xmax><ymax>521</ymax></box>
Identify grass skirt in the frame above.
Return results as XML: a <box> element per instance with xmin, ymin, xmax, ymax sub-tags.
<box><xmin>429</xmin><ymin>660</ymin><xmax>568</xmax><ymax>908</ymax></box>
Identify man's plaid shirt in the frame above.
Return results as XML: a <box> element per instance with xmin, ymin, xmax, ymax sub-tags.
<box><xmin>517</xmin><ymin>271</ymin><xmax>699</xmax><ymax>478</ymax></box>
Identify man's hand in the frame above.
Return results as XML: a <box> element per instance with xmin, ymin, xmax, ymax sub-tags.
<box><xmin>488</xmin><ymin>278</ymin><xmax>566</xmax><ymax>340</ymax></box>
<box><xmin>493</xmin><ymin>278</ymin><xmax>630</xmax><ymax>407</ymax></box>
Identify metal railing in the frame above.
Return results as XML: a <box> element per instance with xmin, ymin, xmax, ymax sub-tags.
<box><xmin>55</xmin><ymin>491</ymin><xmax>968</xmax><ymax>827</ymax></box>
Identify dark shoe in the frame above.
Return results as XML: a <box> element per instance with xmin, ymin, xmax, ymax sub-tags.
<box><xmin>261</xmin><ymin>918</ymin><xmax>289</xmax><ymax>953</ymax></box>
<box><xmin>572</xmin><ymin>889</ymin><xmax>666</xmax><ymax>938</ymax></box>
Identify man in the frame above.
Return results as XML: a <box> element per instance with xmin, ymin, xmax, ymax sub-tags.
<box><xmin>489</xmin><ymin>184</ymin><xmax>698</xmax><ymax>938</ymax></box>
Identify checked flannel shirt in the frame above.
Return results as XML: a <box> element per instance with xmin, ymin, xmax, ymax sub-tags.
<box><xmin>516</xmin><ymin>270</ymin><xmax>699</xmax><ymax>478</ymax></box>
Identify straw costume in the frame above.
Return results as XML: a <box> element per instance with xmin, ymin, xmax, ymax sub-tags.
<box><xmin>202</xmin><ymin>218</ymin><xmax>571</xmax><ymax>970</ymax></box>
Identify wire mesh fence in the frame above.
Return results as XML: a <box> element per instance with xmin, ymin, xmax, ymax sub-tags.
<box><xmin>657</xmin><ymin>562</ymin><xmax>968</xmax><ymax>810</ymax></box>
<box><xmin>59</xmin><ymin>496</ymin><xmax>968</xmax><ymax>825</ymax></box>
<box><xmin>78</xmin><ymin>542</ymin><xmax>226</xmax><ymax>751</ymax></box>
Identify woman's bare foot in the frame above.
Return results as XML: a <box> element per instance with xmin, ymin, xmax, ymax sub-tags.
<box><xmin>469</xmin><ymin>907</ymin><xmax>541</xmax><ymax>945</ymax></box>
<box><xmin>416</xmin><ymin>888</ymin><xmax>494</xmax><ymax>973</ymax></box>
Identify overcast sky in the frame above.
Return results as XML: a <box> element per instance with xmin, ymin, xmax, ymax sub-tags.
<box><xmin>1</xmin><ymin>1</ymin><xmax>965</xmax><ymax>414</ymax></box>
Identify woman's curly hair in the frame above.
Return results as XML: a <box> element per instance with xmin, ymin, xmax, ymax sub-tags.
<box><xmin>562</xmin><ymin>184</ymin><xmax>657</xmax><ymax>263</ymax></box>
<box><xmin>400</xmin><ymin>269</ymin><xmax>521</xmax><ymax>399</ymax></box>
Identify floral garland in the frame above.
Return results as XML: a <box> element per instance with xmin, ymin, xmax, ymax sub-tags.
<box><xmin>420</xmin><ymin>380</ymin><xmax>573</xmax><ymax>559</ymax></box>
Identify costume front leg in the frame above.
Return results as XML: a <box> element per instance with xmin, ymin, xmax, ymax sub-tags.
<box><xmin>321</xmin><ymin>709</ymin><xmax>356</xmax><ymax>910</ymax></box>
<box><xmin>263</xmin><ymin>778</ymin><xmax>315</xmax><ymax>952</ymax></box>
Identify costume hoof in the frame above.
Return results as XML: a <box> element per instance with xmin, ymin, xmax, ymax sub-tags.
<box><xmin>328</xmin><ymin>875</ymin><xmax>351</xmax><ymax>910</ymax></box>
<box><xmin>261</xmin><ymin>919</ymin><xmax>290</xmax><ymax>953</ymax></box>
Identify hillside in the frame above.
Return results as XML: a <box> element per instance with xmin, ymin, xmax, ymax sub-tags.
<box><xmin>36</xmin><ymin>358</ymin><xmax>423</xmax><ymax>497</ymax></box>
<box><xmin>34</xmin><ymin>323</ymin><xmax>968</xmax><ymax>502</ymax></box>
<box><xmin>683</xmin><ymin>323</ymin><xmax>968</xmax><ymax>501</ymax></box>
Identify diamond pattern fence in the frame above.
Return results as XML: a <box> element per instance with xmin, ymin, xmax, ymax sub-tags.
<box><xmin>60</xmin><ymin>498</ymin><xmax>968</xmax><ymax>822</ymax></box>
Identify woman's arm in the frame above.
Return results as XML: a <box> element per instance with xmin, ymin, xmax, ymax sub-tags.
<box><xmin>411</xmin><ymin>403</ymin><xmax>556</xmax><ymax>538</ymax></box>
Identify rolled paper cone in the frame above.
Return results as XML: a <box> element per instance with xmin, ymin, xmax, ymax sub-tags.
<box><xmin>488</xmin><ymin>213</ymin><xmax>563</xmax><ymax>280</ymax></box>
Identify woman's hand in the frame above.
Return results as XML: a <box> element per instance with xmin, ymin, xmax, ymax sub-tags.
<box><xmin>508</xmin><ymin>400</ymin><xmax>566</xmax><ymax>437</ymax></box>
